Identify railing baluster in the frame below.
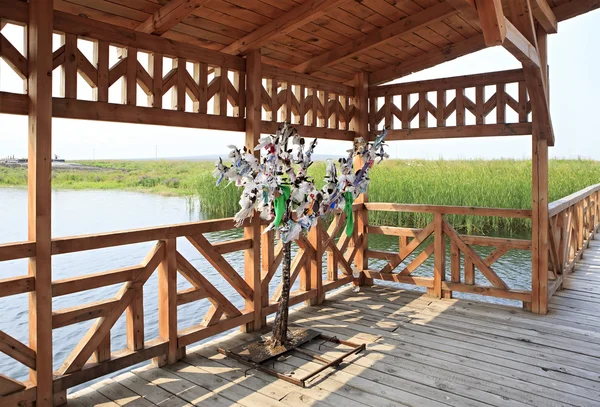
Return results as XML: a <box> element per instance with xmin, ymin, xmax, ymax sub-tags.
<box><xmin>123</xmin><ymin>47</ymin><xmax>137</xmax><ymax>106</ymax></box>
<box><xmin>94</xmin><ymin>41</ymin><xmax>109</xmax><ymax>103</ymax></box>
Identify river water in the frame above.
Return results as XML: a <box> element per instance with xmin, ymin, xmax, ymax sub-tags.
<box><xmin>0</xmin><ymin>188</ymin><xmax>532</xmax><ymax>382</ymax></box>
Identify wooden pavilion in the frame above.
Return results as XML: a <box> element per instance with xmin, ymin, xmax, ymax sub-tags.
<box><xmin>0</xmin><ymin>0</ymin><xmax>600</xmax><ymax>405</ymax></box>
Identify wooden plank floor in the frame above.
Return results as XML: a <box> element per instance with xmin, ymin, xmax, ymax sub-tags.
<box><xmin>69</xmin><ymin>237</ymin><xmax>600</xmax><ymax>407</ymax></box>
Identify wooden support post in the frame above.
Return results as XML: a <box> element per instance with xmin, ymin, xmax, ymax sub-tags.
<box><xmin>243</xmin><ymin>50</ymin><xmax>263</xmax><ymax>332</ymax></box>
<box><xmin>154</xmin><ymin>238</ymin><xmax>180</xmax><ymax>366</ymax></box>
<box><xmin>532</xmin><ymin>23</ymin><xmax>549</xmax><ymax>314</ymax></box>
<box><xmin>532</xmin><ymin>127</ymin><xmax>549</xmax><ymax>314</ymax></box>
<box><xmin>354</xmin><ymin>72</ymin><xmax>371</xmax><ymax>287</ymax></box>
<box><xmin>308</xmin><ymin>220</ymin><xmax>324</xmax><ymax>305</ymax></box>
<box><xmin>432</xmin><ymin>213</ymin><xmax>447</xmax><ymax>298</ymax></box>
<box><xmin>28</xmin><ymin>1</ymin><xmax>54</xmax><ymax>405</ymax></box>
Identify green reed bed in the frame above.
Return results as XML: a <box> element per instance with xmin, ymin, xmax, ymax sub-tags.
<box><xmin>1</xmin><ymin>159</ymin><xmax>598</xmax><ymax>235</ymax></box>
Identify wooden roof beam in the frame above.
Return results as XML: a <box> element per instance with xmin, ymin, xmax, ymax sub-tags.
<box><xmin>445</xmin><ymin>0</ymin><xmax>479</xmax><ymax>22</ymax></box>
<box><xmin>136</xmin><ymin>0</ymin><xmax>212</xmax><ymax>35</ymax></box>
<box><xmin>221</xmin><ymin>0</ymin><xmax>351</xmax><ymax>55</ymax></box>
<box><xmin>554</xmin><ymin>0</ymin><xmax>600</xmax><ymax>22</ymax></box>
<box><xmin>448</xmin><ymin>0</ymin><xmax>556</xmax><ymax>34</ymax></box>
<box><xmin>503</xmin><ymin>19</ymin><xmax>540</xmax><ymax>68</ymax></box>
<box><xmin>292</xmin><ymin>3</ymin><xmax>457</xmax><ymax>74</ymax></box>
<box><xmin>368</xmin><ymin>35</ymin><xmax>486</xmax><ymax>86</ymax></box>
<box><xmin>504</xmin><ymin>0</ymin><xmax>554</xmax><ymax>146</ymax></box>
<box><xmin>475</xmin><ymin>0</ymin><xmax>506</xmax><ymax>46</ymax></box>
<box><xmin>531</xmin><ymin>0</ymin><xmax>557</xmax><ymax>33</ymax></box>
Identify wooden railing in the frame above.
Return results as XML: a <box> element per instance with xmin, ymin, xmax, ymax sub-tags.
<box><xmin>547</xmin><ymin>184</ymin><xmax>600</xmax><ymax>298</ymax></box>
<box><xmin>368</xmin><ymin>69</ymin><xmax>533</xmax><ymax>140</ymax></box>
<box><xmin>0</xmin><ymin>0</ymin><xmax>356</xmax><ymax>141</ymax></box>
<box><xmin>363</xmin><ymin>203</ymin><xmax>534</xmax><ymax>305</ymax></box>
<box><xmin>0</xmin><ymin>210</ymin><xmax>360</xmax><ymax>405</ymax></box>
<box><xmin>3</xmin><ymin>193</ymin><xmax>600</xmax><ymax>403</ymax></box>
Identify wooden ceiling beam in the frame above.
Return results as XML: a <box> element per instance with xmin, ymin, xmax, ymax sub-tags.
<box><xmin>475</xmin><ymin>0</ymin><xmax>506</xmax><ymax>46</ymax></box>
<box><xmin>553</xmin><ymin>0</ymin><xmax>600</xmax><ymax>22</ymax></box>
<box><xmin>503</xmin><ymin>18</ymin><xmax>540</xmax><ymax>68</ymax></box>
<box><xmin>531</xmin><ymin>0</ymin><xmax>557</xmax><ymax>33</ymax></box>
<box><xmin>221</xmin><ymin>0</ymin><xmax>351</xmax><ymax>56</ymax></box>
<box><xmin>136</xmin><ymin>0</ymin><xmax>212</xmax><ymax>35</ymax></box>
<box><xmin>292</xmin><ymin>3</ymin><xmax>457</xmax><ymax>74</ymax></box>
<box><xmin>368</xmin><ymin>35</ymin><xmax>486</xmax><ymax>86</ymax></box>
<box><xmin>504</xmin><ymin>0</ymin><xmax>554</xmax><ymax>145</ymax></box>
<box><xmin>445</xmin><ymin>0</ymin><xmax>479</xmax><ymax>22</ymax></box>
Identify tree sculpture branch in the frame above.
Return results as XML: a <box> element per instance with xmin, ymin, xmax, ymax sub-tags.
<box><xmin>214</xmin><ymin>123</ymin><xmax>388</xmax><ymax>349</ymax></box>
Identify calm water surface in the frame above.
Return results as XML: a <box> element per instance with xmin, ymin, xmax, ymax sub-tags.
<box><xmin>0</xmin><ymin>188</ymin><xmax>532</xmax><ymax>383</ymax></box>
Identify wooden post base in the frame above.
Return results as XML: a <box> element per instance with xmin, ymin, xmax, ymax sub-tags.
<box><xmin>152</xmin><ymin>347</ymin><xmax>185</xmax><ymax>367</ymax></box>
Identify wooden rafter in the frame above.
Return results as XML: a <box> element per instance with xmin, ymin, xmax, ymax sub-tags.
<box><xmin>553</xmin><ymin>0</ymin><xmax>600</xmax><ymax>22</ymax></box>
<box><xmin>293</xmin><ymin>3</ymin><xmax>457</xmax><ymax>74</ymax></box>
<box><xmin>447</xmin><ymin>0</ymin><xmax>554</xmax><ymax>145</ymax></box>
<box><xmin>446</xmin><ymin>0</ymin><xmax>479</xmax><ymax>21</ymax></box>
<box><xmin>504</xmin><ymin>0</ymin><xmax>554</xmax><ymax>145</ymax></box>
<box><xmin>368</xmin><ymin>35</ymin><xmax>486</xmax><ymax>86</ymax></box>
<box><xmin>531</xmin><ymin>0</ymin><xmax>557</xmax><ymax>33</ymax></box>
<box><xmin>475</xmin><ymin>0</ymin><xmax>506</xmax><ymax>46</ymax></box>
<box><xmin>221</xmin><ymin>0</ymin><xmax>351</xmax><ymax>55</ymax></box>
<box><xmin>136</xmin><ymin>0</ymin><xmax>212</xmax><ymax>35</ymax></box>
<box><xmin>504</xmin><ymin>19</ymin><xmax>540</xmax><ymax>68</ymax></box>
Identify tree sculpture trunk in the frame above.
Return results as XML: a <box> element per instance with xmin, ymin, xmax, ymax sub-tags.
<box><xmin>271</xmin><ymin>241</ymin><xmax>291</xmax><ymax>347</ymax></box>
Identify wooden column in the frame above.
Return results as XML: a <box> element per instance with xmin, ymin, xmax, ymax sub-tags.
<box><xmin>154</xmin><ymin>238</ymin><xmax>180</xmax><ymax>366</ymax></box>
<box><xmin>242</xmin><ymin>50</ymin><xmax>262</xmax><ymax>332</ymax></box>
<box><xmin>354</xmin><ymin>72</ymin><xmax>371</xmax><ymax>286</ymax></box>
<box><xmin>532</xmin><ymin>26</ymin><xmax>549</xmax><ymax>314</ymax></box>
<box><xmin>28</xmin><ymin>1</ymin><xmax>54</xmax><ymax>405</ymax></box>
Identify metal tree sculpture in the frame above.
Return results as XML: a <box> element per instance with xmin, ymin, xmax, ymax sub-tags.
<box><xmin>214</xmin><ymin>123</ymin><xmax>388</xmax><ymax>347</ymax></box>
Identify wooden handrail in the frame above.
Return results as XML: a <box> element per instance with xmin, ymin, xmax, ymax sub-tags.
<box><xmin>365</xmin><ymin>202</ymin><xmax>532</xmax><ymax>218</ymax></box>
<box><xmin>369</xmin><ymin>69</ymin><xmax>525</xmax><ymax>97</ymax></box>
<box><xmin>548</xmin><ymin>183</ymin><xmax>600</xmax><ymax>217</ymax></box>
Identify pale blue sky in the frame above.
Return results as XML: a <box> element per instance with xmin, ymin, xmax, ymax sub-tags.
<box><xmin>0</xmin><ymin>9</ymin><xmax>598</xmax><ymax>161</ymax></box>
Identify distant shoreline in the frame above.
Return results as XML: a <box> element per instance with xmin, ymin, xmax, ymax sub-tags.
<box><xmin>1</xmin><ymin>158</ymin><xmax>599</xmax><ymax>235</ymax></box>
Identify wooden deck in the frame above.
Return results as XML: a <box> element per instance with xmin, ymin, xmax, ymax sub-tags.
<box><xmin>68</xmin><ymin>236</ymin><xmax>600</xmax><ymax>407</ymax></box>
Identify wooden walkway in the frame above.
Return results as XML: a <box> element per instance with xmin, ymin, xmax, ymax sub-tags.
<box><xmin>68</xmin><ymin>237</ymin><xmax>600</xmax><ymax>407</ymax></box>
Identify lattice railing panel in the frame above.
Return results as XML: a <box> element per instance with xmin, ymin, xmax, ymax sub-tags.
<box><xmin>368</xmin><ymin>69</ymin><xmax>532</xmax><ymax>136</ymax></box>
<box><xmin>261</xmin><ymin>80</ymin><xmax>357</xmax><ymax>131</ymax></box>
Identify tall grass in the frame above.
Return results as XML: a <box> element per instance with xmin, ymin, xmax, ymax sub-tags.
<box><xmin>1</xmin><ymin>159</ymin><xmax>598</xmax><ymax>235</ymax></box>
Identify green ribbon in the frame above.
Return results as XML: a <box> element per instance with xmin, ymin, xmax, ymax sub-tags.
<box><xmin>273</xmin><ymin>185</ymin><xmax>291</xmax><ymax>227</ymax></box>
<box><xmin>343</xmin><ymin>192</ymin><xmax>354</xmax><ymax>236</ymax></box>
